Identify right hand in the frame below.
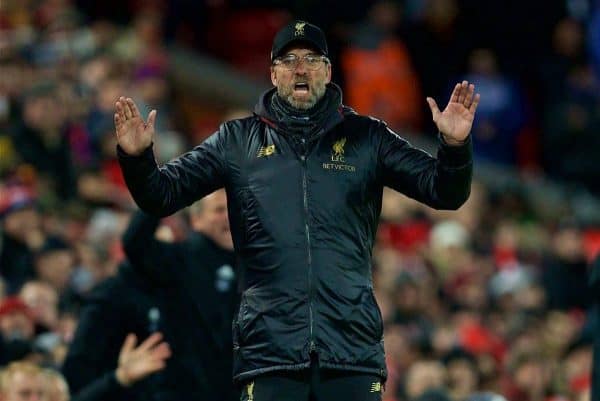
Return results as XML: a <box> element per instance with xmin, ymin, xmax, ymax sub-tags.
<box><xmin>115</xmin><ymin>332</ymin><xmax>171</xmax><ymax>387</ymax></box>
<box><xmin>114</xmin><ymin>97</ymin><xmax>156</xmax><ymax>156</ymax></box>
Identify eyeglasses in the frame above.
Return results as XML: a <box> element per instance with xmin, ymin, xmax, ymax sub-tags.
<box><xmin>273</xmin><ymin>54</ymin><xmax>330</xmax><ymax>71</ymax></box>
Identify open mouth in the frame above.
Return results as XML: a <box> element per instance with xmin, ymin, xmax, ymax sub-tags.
<box><xmin>294</xmin><ymin>82</ymin><xmax>310</xmax><ymax>94</ymax></box>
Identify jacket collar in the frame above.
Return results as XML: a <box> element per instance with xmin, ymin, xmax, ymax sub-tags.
<box><xmin>254</xmin><ymin>83</ymin><xmax>347</xmax><ymax>138</ymax></box>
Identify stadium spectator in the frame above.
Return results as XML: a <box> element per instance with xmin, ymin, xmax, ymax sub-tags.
<box><xmin>0</xmin><ymin>297</ymin><xmax>36</xmax><ymax>365</ymax></box>
<box><xmin>340</xmin><ymin>1</ymin><xmax>423</xmax><ymax>133</ymax></box>
<box><xmin>61</xmin><ymin>261</ymin><xmax>171</xmax><ymax>401</ymax></box>
<box><xmin>121</xmin><ymin>189</ymin><xmax>238</xmax><ymax>401</ymax></box>
<box><xmin>0</xmin><ymin>361</ymin><xmax>47</xmax><ymax>401</ymax></box>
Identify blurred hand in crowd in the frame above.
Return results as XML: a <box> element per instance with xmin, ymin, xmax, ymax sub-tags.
<box><xmin>115</xmin><ymin>332</ymin><xmax>171</xmax><ymax>387</ymax></box>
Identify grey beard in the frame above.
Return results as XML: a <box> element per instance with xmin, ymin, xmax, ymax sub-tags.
<box><xmin>278</xmin><ymin>82</ymin><xmax>327</xmax><ymax>110</ymax></box>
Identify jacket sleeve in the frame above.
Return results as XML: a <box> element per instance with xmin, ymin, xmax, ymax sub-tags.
<box><xmin>118</xmin><ymin>127</ymin><xmax>228</xmax><ymax>217</ymax></box>
<box><xmin>69</xmin><ymin>372</ymin><xmax>125</xmax><ymax>401</ymax></box>
<box><xmin>121</xmin><ymin>210</ymin><xmax>178</xmax><ymax>285</ymax></box>
<box><xmin>377</xmin><ymin>122</ymin><xmax>473</xmax><ymax>210</ymax></box>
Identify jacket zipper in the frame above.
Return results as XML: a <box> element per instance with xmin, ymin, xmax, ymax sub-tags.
<box><xmin>299</xmin><ymin>137</ymin><xmax>316</xmax><ymax>354</ymax></box>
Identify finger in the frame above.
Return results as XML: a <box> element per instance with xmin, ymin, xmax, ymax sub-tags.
<box><xmin>469</xmin><ymin>93</ymin><xmax>481</xmax><ymax>114</ymax></box>
<box><xmin>114</xmin><ymin>113</ymin><xmax>123</xmax><ymax>134</ymax></box>
<box><xmin>127</xmin><ymin>98</ymin><xmax>141</xmax><ymax>118</ymax></box>
<box><xmin>464</xmin><ymin>84</ymin><xmax>475</xmax><ymax>108</ymax></box>
<box><xmin>121</xmin><ymin>333</ymin><xmax>137</xmax><ymax>355</ymax></box>
<box><xmin>150</xmin><ymin>342</ymin><xmax>172</xmax><ymax>359</ymax></box>
<box><xmin>138</xmin><ymin>332</ymin><xmax>163</xmax><ymax>353</ymax></box>
<box><xmin>142</xmin><ymin>360</ymin><xmax>167</xmax><ymax>375</ymax></box>
<box><xmin>449</xmin><ymin>83</ymin><xmax>461</xmax><ymax>103</ymax></box>
<box><xmin>426</xmin><ymin>97</ymin><xmax>440</xmax><ymax>122</ymax></box>
<box><xmin>123</xmin><ymin>98</ymin><xmax>133</xmax><ymax>119</ymax></box>
<box><xmin>457</xmin><ymin>80</ymin><xmax>468</xmax><ymax>104</ymax></box>
<box><xmin>115</xmin><ymin>99</ymin><xmax>125</xmax><ymax>119</ymax></box>
<box><xmin>146</xmin><ymin>110</ymin><xmax>157</xmax><ymax>130</ymax></box>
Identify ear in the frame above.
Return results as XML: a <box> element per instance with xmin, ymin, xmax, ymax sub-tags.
<box><xmin>270</xmin><ymin>66</ymin><xmax>277</xmax><ymax>86</ymax></box>
<box><xmin>325</xmin><ymin>63</ymin><xmax>332</xmax><ymax>84</ymax></box>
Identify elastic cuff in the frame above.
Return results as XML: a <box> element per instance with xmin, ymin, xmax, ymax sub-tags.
<box><xmin>437</xmin><ymin>134</ymin><xmax>472</xmax><ymax>167</ymax></box>
<box><xmin>116</xmin><ymin>143</ymin><xmax>154</xmax><ymax>160</ymax></box>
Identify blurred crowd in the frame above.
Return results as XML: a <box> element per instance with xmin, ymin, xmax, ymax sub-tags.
<box><xmin>1</xmin><ymin>0</ymin><xmax>600</xmax><ymax>400</ymax></box>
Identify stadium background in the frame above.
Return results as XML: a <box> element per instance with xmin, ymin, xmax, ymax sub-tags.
<box><xmin>1</xmin><ymin>0</ymin><xmax>600</xmax><ymax>400</ymax></box>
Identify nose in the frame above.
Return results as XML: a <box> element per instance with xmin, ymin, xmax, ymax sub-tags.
<box><xmin>294</xmin><ymin>59</ymin><xmax>308</xmax><ymax>73</ymax></box>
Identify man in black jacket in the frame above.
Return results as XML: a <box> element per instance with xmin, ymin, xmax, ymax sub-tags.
<box><xmin>63</xmin><ymin>190</ymin><xmax>238</xmax><ymax>401</ymax></box>
<box><xmin>62</xmin><ymin>261</ymin><xmax>172</xmax><ymax>401</ymax></box>
<box><xmin>121</xmin><ymin>189</ymin><xmax>239</xmax><ymax>401</ymax></box>
<box><xmin>114</xmin><ymin>20</ymin><xmax>479</xmax><ymax>401</ymax></box>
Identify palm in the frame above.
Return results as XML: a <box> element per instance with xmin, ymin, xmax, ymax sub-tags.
<box><xmin>426</xmin><ymin>81</ymin><xmax>480</xmax><ymax>144</ymax></box>
<box><xmin>125</xmin><ymin>354</ymin><xmax>162</xmax><ymax>379</ymax></box>
<box><xmin>117</xmin><ymin>333</ymin><xmax>170</xmax><ymax>385</ymax></box>
<box><xmin>435</xmin><ymin>102</ymin><xmax>475</xmax><ymax>141</ymax></box>
<box><xmin>114</xmin><ymin>97</ymin><xmax>156</xmax><ymax>156</ymax></box>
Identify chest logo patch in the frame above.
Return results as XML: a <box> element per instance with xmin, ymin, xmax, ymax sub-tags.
<box><xmin>323</xmin><ymin>137</ymin><xmax>355</xmax><ymax>172</ymax></box>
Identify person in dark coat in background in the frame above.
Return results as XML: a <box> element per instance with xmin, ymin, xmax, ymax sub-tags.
<box><xmin>542</xmin><ymin>221</ymin><xmax>593</xmax><ymax>311</ymax></box>
<box><xmin>0</xmin><ymin>186</ymin><xmax>43</xmax><ymax>294</ymax></box>
<box><xmin>61</xmin><ymin>261</ymin><xmax>171</xmax><ymax>401</ymax></box>
<box><xmin>589</xmin><ymin>254</ymin><xmax>600</xmax><ymax>401</ymax></box>
<box><xmin>121</xmin><ymin>188</ymin><xmax>239</xmax><ymax>401</ymax></box>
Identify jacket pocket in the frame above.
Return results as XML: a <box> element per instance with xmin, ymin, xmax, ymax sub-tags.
<box><xmin>238</xmin><ymin>187</ymin><xmax>264</xmax><ymax>248</ymax></box>
<box><xmin>236</xmin><ymin>290</ymin><xmax>265</xmax><ymax>347</ymax></box>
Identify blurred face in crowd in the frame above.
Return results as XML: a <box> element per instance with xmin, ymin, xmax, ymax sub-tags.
<box><xmin>34</xmin><ymin>250</ymin><xmax>75</xmax><ymax>293</ymax></box>
<box><xmin>271</xmin><ymin>47</ymin><xmax>331</xmax><ymax>110</ymax></box>
<box><xmin>513</xmin><ymin>357</ymin><xmax>551</xmax><ymax>397</ymax></box>
<box><xmin>552</xmin><ymin>227</ymin><xmax>584</xmax><ymax>262</ymax></box>
<box><xmin>553</xmin><ymin>18</ymin><xmax>583</xmax><ymax>57</ymax></box>
<box><xmin>19</xmin><ymin>282</ymin><xmax>59</xmax><ymax>330</ymax></box>
<box><xmin>2</xmin><ymin>208</ymin><xmax>41</xmax><ymax>245</ymax></box>
<box><xmin>404</xmin><ymin>360</ymin><xmax>447</xmax><ymax>399</ymax></box>
<box><xmin>0</xmin><ymin>364</ymin><xmax>46</xmax><ymax>401</ymax></box>
<box><xmin>23</xmin><ymin>94</ymin><xmax>63</xmax><ymax>134</ymax></box>
<box><xmin>0</xmin><ymin>310</ymin><xmax>35</xmax><ymax>341</ymax></box>
<box><xmin>190</xmin><ymin>189</ymin><xmax>233</xmax><ymax>250</ymax></box>
<box><xmin>42</xmin><ymin>370</ymin><xmax>68</xmax><ymax>401</ymax></box>
<box><xmin>134</xmin><ymin>74</ymin><xmax>168</xmax><ymax>105</ymax></box>
<box><xmin>446</xmin><ymin>358</ymin><xmax>479</xmax><ymax>400</ymax></box>
<box><xmin>468</xmin><ymin>48</ymin><xmax>498</xmax><ymax>76</ymax></box>
<box><xmin>97</xmin><ymin>77</ymin><xmax>126</xmax><ymax>112</ymax></box>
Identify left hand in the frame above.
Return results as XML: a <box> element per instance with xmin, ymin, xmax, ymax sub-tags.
<box><xmin>116</xmin><ymin>332</ymin><xmax>171</xmax><ymax>387</ymax></box>
<box><xmin>426</xmin><ymin>81</ymin><xmax>480</xmax><ymax>145</ymax></box>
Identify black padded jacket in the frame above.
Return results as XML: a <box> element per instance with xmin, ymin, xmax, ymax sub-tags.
<box><xmin>117</xmin><ymin>86</ymin><xmax>473</xmax><ymax>383</ymax></box>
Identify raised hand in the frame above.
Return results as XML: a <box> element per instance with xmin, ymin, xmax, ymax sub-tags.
<box><xmin>426</xmin><ymin>81</ymin><xmax>480</xmax><ymax>145</ymax></box>
<box><xmin>114</xmin><ymin>97</ymin><xmax>156</xmax><ymax>156</ymax></box>
<box><xmin>115</xmin><ymin>332</ymin><xmax>171</xmax><ymax>387</ymax></box>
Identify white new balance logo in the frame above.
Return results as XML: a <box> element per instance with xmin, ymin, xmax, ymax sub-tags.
<box><xmin>370</xmin><ymin>381</ymin><xmax>382</xmax><ymax>393</ymax></box>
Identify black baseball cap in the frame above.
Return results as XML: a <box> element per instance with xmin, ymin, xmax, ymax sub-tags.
<box><xmin>271</xmin><ymin>20</ymin><xmax>328</xmax><ymax>61</ymax></box>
